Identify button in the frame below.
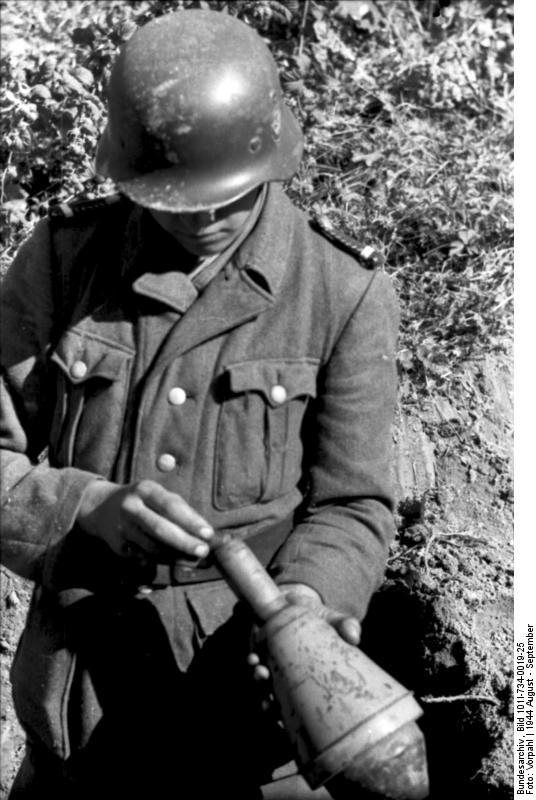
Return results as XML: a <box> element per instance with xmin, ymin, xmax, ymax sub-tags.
<box><xmin>157</xmin><ymin>453</ymin><xmax>176</xmax><ymax>472</ymax></box>
<box><xmin>270</xmin><ymin>384</ymin><xmax>287</xmax><ymax>404</ymax></box>
<box><xmin>168</xmin><ymin>387</ymin><xmax>187</xmax><ymax>406</ymax></box>
<box><xmin>138</xmin><ymin>585</ymin><xmax>153</xmax><ymax>595</ymax></box>
<box><xmin>70</xmin><ymin>360</ymin><xmax>87</xmax><ymax>379</ymax></box>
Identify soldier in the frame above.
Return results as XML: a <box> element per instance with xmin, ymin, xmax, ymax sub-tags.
<box><xmin>0</xmin><ymin>9</ymin><xmax>399</xmax><ymax>799</ymax></box>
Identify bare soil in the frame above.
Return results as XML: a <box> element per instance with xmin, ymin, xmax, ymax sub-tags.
<box><xmin>0</xmin><ymin>570</ymin><xmax>31</xmax><ymax>797</ymax></box>
<box><xmin>0</xmin><ymin>354</ymin><xmax>513</xmax><ymax>799</ymax></box>
<box><xmin>363</xmin><ymin>353</ymin><xmax>514</xmax><ymax>798</ymax></box>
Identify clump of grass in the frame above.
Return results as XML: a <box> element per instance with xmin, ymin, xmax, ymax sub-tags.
<box><xmin>284</xmin><ymin>0</ymin><xmax>513</xmax><ymax>400</ymax></box>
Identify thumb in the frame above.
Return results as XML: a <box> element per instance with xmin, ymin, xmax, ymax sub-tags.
<box><xmin>322</xmin><ymin>608</ymin><xmax>361</xmax><ymax>646</ymax></box>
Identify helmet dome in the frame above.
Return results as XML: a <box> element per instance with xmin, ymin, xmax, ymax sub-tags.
<box><xmin>96</xmin><ymin>9</ymin><xmax>304</xmax><ymax>212</ymax></box>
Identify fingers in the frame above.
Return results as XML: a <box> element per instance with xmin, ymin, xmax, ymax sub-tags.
<box><xmin>136</xmin><ymin>481</ymin><xmax>213</xmax><ymax>539</ymax></box>
<box><xmin>247</xmin><ymin>653</ymin><xmax>271</xmax><ymax>681</ymax></box>
<box><xmin>122</xmin><ymin>482</ymin><xmax>213</xmax><ymax>558</ymax></box>
<box><xmin>247</xmin><ymin>652</ymin><xmax>279</xmax><ymax>719</ymax></box>
<box><xmin>77</xmin><ymin>479</ymin><xmax>218</xmax><ymax>561</ymax></box>
<box><xmin>125</xmin><ymin>500</ymin><xmax>210</xmax><ymax>558</ymax></box>
<box><xmin>254</xmin><ymin>664</ymin><xmax>271</xmax><ymax>681</ymax></box>
<box><xmin>122</xmin><ymin>521</ymin><xmax>177</xmax><ymax>561</ymax></box>
<box><xmin>280</xmin><ymin>583</ymin><xmax>323</xmax><ymax>609</ymax></box>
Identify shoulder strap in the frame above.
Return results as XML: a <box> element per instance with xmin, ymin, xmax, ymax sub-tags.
<box><xmin>309</xmin><ymin>215</ymin><xmax>383</xmax><ymax>270</ymax></box>
<box><xmin>48</xmin><ymin>192</ymin><xmax>124</xmax><ymax>221</ymax></box>
<box><xmin>48</xmin><ymin>193</ymin><xmax>133</xmax><ymax>333</ymax></box>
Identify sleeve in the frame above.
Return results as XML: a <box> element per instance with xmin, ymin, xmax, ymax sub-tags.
<box><xmin>270</xmin><ymin>269</ymin><xmax>399</xmax><ymax>620</ymax></box>
<box><xmin>0</xmin><ymin>220</ymin><xmax>100</xmax><ymax>582</ymax></box>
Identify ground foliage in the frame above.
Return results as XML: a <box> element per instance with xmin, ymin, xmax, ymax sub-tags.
<box><xmin>0</xmin><ymin>0</ymin><xmax>513</xmax><ymax>415</ymax></box>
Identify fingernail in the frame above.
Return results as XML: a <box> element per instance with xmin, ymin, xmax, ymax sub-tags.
<box><xmin>199</xmin><ymin>526</ymin><xmax>214</xmax><ymax>540</ymax></box>
<box><xmin>194</xmin><ymin>543</ymin><xmax>210</xmax><ymax>558</ymax></box>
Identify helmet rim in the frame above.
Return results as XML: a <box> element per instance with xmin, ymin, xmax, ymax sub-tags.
<box><xmin>98</xmin><ymin>103</ymin><xmax>303</xmax><ymax>212</ymax></box>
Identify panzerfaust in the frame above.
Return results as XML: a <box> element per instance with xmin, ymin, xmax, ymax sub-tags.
<box><xmin>211</xmin><ymin>532</ymin><xmax>430</xmax><ymax>800</ymax></box>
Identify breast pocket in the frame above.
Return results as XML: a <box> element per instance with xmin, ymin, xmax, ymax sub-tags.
<box><xmin>49</xmin><ymin>328</ymin><xmax>134</xmax><ymax>476</ymax></box>
<box><xmin>213</xmin><ymin>359</ymin><xmax>318</xmax><ymax>511</ymax></box>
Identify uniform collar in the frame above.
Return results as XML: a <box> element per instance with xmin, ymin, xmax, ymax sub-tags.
<box><xmin>234</xmin><ymin>183</ymin><xmax>294</xmax><ymax>298</ymax></box>
<box><xmin>120</xmin><ymin>182</ymin><xmax>293</xmax><ymax>312</ymax></box>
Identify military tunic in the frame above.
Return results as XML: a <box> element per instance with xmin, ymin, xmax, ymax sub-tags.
<box><xmin>0</xmin><ymin>183</ymin><xmax>399</xmax><ymax>796</ymax></box>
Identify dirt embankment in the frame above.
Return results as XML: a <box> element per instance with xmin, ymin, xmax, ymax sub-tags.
<box><xmin>0</xmin><ymin>354</ymin><xmax>513</xmax><ymax>799</ymax></box>
<box><xmin>363</xmin><ymin>353</ymin><xmax>513</xmax><ymax>799</ymax></box>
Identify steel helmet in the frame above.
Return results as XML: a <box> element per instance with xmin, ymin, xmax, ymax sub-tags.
<box><xmin>96</xmin><ymin>9</ymin><xmax>304</xmax><ymax>212</ymax></box>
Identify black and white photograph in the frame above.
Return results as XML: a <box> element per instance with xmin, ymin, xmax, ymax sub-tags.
<box><xmin>0</xmin><ymin>1</ymin><xmax>516</xmax><ymax>798</ymax></box>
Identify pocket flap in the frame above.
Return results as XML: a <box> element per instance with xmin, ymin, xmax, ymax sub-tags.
<box><xmin>50</xmin><ymin>329</ymin><xmax>133</xmax><ymax>384</ymax></box>
<box><xmin>185</xmin><ymin>582</ymin><xmax>239</xmax><ymax>640</ymax></box>
<box><xmin>226</xmin><ymin>359</ymin><xmax>318</xmax><ymax>407</ymax></box>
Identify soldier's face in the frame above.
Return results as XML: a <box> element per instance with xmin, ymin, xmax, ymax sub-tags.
<box><xmin>149</xmin><ymin>188</ymin><xmax>260</xmax><ymax>256</ymax></box>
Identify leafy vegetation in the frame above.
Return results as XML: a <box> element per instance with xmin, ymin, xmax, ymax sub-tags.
<box><xmin>1</xmin><ymin>0</ymin><xmax>513</xmax><ymax>405</ymax></box>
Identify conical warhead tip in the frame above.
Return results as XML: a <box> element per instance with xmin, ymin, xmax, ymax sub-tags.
<box><xmin>326</xmin><ymin>721</ymin><xmax>429</xmax><ymax>800</ymax></box>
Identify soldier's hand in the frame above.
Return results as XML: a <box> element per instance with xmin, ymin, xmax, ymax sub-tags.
<box><xmin>247</xmin><ymin>583</ymin><xmax>361</xmax><ymax>686</ymax></box>
<box><xmin>76</xmin><ymin>479</ymin><xmax>214</xmax><ymax>563</ymax></box>
<box><xmin>279</xmin><ymin>583</ymin><xmax>362</xmax><ymax>646</ymax></box>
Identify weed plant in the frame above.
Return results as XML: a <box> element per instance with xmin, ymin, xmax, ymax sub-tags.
<box><xmin>0</xmin><ymin>0</ymin><xmax>513</xmax><ymax>405</ymax></box>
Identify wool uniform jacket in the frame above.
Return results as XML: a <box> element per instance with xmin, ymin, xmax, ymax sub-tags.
<box><xmin>0</xmin><ymin>183</ymin><xmax>399</xmax><ymax>764</ymax></box>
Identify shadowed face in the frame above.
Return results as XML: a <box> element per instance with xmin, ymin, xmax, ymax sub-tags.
<box><xmin>149</xmin><ymin>188</ymin><xmax>260</xmax><ymax>257</ymax></box>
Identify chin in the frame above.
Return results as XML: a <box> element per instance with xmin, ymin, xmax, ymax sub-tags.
<box><xmin>182</xmin><ymin>239</ymin><xmax>229</xmax><ymax>257</ymax></box>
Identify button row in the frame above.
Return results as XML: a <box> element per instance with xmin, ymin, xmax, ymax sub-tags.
<box><xmin>66</xmin><ymin>375</ymin><xmax>284</xmax><ymax>477</ymax></box>
<box><xmin>67</xmin><ymin>374</ymin><xmax>286</xmax><ymax>409</ymax></box>
<box><xmin>155</xmin><ymin>385</ymin><xmax>187</xmax><ymax>473</ymax></box>
<box><xmin>69</xmin><ymin>368</ymin><xmax>190</xmax><ymax>402</ymax></box>
<box><xmin>168</xmin><ymin>384</ymin><xmax>288</xmax><ymax>405</ymax></box>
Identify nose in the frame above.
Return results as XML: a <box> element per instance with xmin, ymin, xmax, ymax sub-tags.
<box><xmin>188</xmin><ymin>209</ymin><xmax>216</xmax><ymax>228</ymax></box>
